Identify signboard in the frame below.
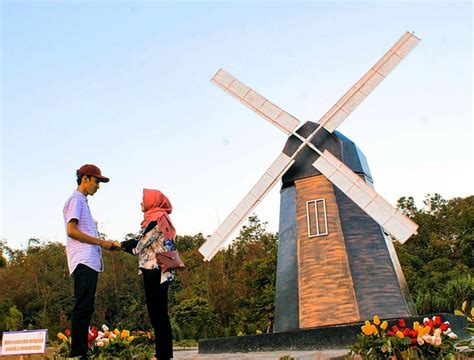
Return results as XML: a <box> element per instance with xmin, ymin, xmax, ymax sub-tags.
<box><xmin>1</xmin><ymin>329</ymin><xmax>48</xmax><ymax>355</ymax></box>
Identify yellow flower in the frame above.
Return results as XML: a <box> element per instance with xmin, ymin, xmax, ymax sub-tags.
<box><xmin>57</xmin><ymin>332</ymin><xmax>67</xmax><ymax>342</ymax></box>
<box><xmin>256</xmin><ymin>330</ymin><xmax>262</xmax><ymax>335</ymax></box>
<box><xmin>361</xmin><ymin>323</ymin><xmax>378</xmax><ymax>336</ymax></box>
<box><xmin>396</xmin><ymin>331</ymin><xmax>404</xmax><ymax>339</ymax></box>
<box><xmin>418</xmin><ymin>326</ymin><xmax>431</xmax><ymax>338</ymax></box>
<box><xmin>127</xmin><ymin>336</ymin><xmax>135</xmax><ymax>342</ymax></box>
<box><xmin>413</xmin><ymin>321</ymin><xmax>420</xmax><ymax>331</ymax></box>
<box><xmin>113</xmin><ymin>328</ymin><xmax>120</xmax><ymax>336</ymax></box>
<box><xmin>380</xmin><ymin>321</ymin><xmax>388</xmax><ymax>330</ymax></box>
<box><xmin>373</xmin><ymin>315</ymin><xmax>380</xmax><ymax>325</ymax></box>
<box><xmin>121</xmin><ymin>329</ymin><xmax>130</xmax><ymax>339</ymax></box>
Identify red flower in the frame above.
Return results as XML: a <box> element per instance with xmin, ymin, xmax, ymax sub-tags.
<box><xmin>409</xmin><ymin>329</ymin><xmax>418</xmax><ymax>338</ymax></box>
<box><xmin>410</xmin><ymin>337</ymin><xmax>418</xmax><ymax>346</ymax></box>
<box><xmin>398</xmin><ymin>319</ymin><xmax>406</xmax><ymax>328</ymax></box>
<box><xmin>434</xmin><ymin>316</ymin><xmax>442</xmax><ymax>325</ymax></box>
<box><xmin>387</xmin><ymin>330</ymin><xmax>395</xmax><ymax>336</ymax></box>
<box><xmin>65</xmin><ymin>329</ymin><xmax>71</xmax><ymax>337</ymax></box>
<box><xmin>391</xmin><ymin>325</ymin><xmax>399</xmax><ymax>333</ymax></box>
<box><xmin>440</xmin><ymin>323</ymin><xmax>449</xmax><ymax>331</ymax></box>
<box><xmin>403</xmin><ymin>328</ymin><xmax>411</xmax><ymax>336</ymax></box>
<box><xmin>87</xmin><ymin>326</ymin><xmax>98</xmax><ymax>348</ymax></box>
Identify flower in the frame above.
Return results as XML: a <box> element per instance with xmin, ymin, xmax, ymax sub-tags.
<box><xmin>373</xmin><ymin>315</ymin><xmax>380</xmax><ymax>325</ymax></box>
<box><xmin>433</xmin><ymin>315</ymin><xmax>442</xmax><ymax>325</ymax></box>
<box><xmin>447</xmin><ymin>332</ymin><xmax>458</xmax><ymax>340</ymax></box>
<box><xmin>65</xmin><ymin>329</ymin><xmax>71</xmax><ymax>337</ymax></box>
<box><xmin>413</xmin><ymin>321</ymin><xmax>420</xmax><ymax>331</ymax></box>
<box><xmin>121</xmin><ymin>329</ymin><xmax>130</xmax><ymax>339</ymax></box>
<box><xmin>424</xmin><ymin>318</ymin><xmax>434</xmax><ymax>328</ymax></box>
<box><xmin>417</xmin><ymin>325</ymin><xmax>431</xmax><ymax>338</ymax></box>
<box><xmin>88</xmin><ymin>326</ymin><xmax>98</xmax><ymax>348</ymax></box>
<box><xmin>380</xmin><ymin>320</ymin><xmax>388</xmax><ymax>330</ymax></box>
<box><xmin>361</xmin><ymin>321</ymin><xmax>378</xmax><ymax>336</ymax></box>
<box><xmin>57</xmin><ymin>332</ymin><xmax>68</xmax><ymax>342</ymax></box>
<box><xmin>398</xmin><ymin>319</ymin><xmax>406</xmax><ymax>328</ymax></box>
<box><xmin>440</xmin><ymin>322</ymin><xmax>450</xmax><ymax>331</ymax></box>
<box><xmin>396</xmin><ymin>331</ymin><xmax>405</xmax><ymax>339</ymax></box>
<box><xmin>102</xmin><ymin>324</ymin><xmax>109</xmax><ymax>332</ymax></box>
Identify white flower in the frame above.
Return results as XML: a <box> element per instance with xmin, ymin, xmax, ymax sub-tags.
<box><xmin>102</xmin><ymin>324</ymin><xmax>109</xmax><ymax>332</ymax></box>
<box><xmin>443</xmin><ymin>328</ymin><xmax>452</xmax><ymax>335</ymax></box>
<box><xmin>423</xmin><ymin>317</ymin><xmax>430</xmax><ymax>323</ymax></box>
<box><xmin>417</xmin><ymin>337</ymin><xmax>425</xmax><ymax>345</ymax></box>
<box><xmin>96</xmin><ymin>341</ymin><xmax>104</xmax><ymax>347</ymax></box>
<box><xmin>447</xmin><ymin>332</ymin><xmax>458</xmax><ymax>340</ymax></box>
<box><xmin>422</xmin><ymin>335</ymin><xmax>433</xmax><ymax>344</ymax></box>
<box><xmin>97</xmin><ymin>331</ymin><xmax>105</xmax><ymax>338</ymax></box>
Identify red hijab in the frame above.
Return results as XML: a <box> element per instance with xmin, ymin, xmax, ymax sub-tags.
<box><xmin>141</xmin><ymin>189</ymin><xmax>176</xmax><ymax>240</ymax></box>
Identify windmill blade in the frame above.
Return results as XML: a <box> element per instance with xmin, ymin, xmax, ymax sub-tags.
<box><xmin>199</xmin><ymin>153</ymin><xmax>295</xmax><ymax>261</ymax></box>
<box><xmin>211</xmin><ymin>69</ymin><xmax>301</xmax><ymax>135</ymax></box>
<box><xmin>313</xmin><ymin>150</ymin><xmax>418</xmax><ymax>243</ymax></box>
<box><xmin>318</xmin><ymin>31</ymin><xmax>420</xmax><ymax>133</ymax></box>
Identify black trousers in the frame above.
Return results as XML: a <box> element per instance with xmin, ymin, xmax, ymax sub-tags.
<box><xmin>70</xmin><ymin>264</ymin><xmax>98</xmax><ymax>357</ymax></box>
<box><xmin>142</xmin><ymin>268</ymin><xmax>173</xmax><ymax>360</ymax></box>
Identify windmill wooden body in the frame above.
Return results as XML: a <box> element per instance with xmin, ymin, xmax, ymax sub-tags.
<box><xmin>199</xmin><ymin>32</ymin><xmax>421</xmax><ymax>331</ymax></box>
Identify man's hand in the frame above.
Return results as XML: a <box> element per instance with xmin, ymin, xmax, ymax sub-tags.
<box><xmin>102</xmin><ymin>240</ymin><xmax>121</xmax><ymax>251</ymax></box>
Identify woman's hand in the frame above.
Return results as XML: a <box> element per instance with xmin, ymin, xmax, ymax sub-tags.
<box><xmin>121</xmin><ymin>239</ymin><xmax>139</xmax><ymax>254</ymax></box>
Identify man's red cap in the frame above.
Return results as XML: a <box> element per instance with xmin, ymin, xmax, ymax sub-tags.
<box><xmin>77</xmin><ymin>164</ymin><xmax>110</xmax><ymax>183</ymax></box>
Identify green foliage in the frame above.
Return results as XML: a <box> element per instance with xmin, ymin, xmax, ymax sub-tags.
<box><xmin>5</xmin><ymin>305</ymin><xmax>23</xmax><ymax>331</ymax></box>
<box><xmin>396</xmin><ymin>194</ymin><xmax>473</xmax><ymax>314</ymax></box>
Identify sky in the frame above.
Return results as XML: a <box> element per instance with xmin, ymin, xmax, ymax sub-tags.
<box><xmin>1</xmin><ymin>1</ymin><xmax>472</xmax><ymax>250</ymax></box>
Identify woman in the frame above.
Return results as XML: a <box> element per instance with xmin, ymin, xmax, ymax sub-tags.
<box><xmin>121</xmin><ymin>188</ymin><xmax>176</xmax><ymax>360</ymax></box>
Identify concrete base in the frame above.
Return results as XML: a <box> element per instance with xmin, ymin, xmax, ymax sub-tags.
<box><xmin>199</xmin><ymin>314</ymin><xmax>468</xmax><ymax>354</ymax></box>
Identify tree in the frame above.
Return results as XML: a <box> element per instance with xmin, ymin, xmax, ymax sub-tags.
<box><xmin>5</xmin><ymin>305</ymin><xmax>23</xmax><ymax>331</ymax></box>
<box><xmin>396</xmin><ymin>194</ymin><xmax>474</xmax><ymax>314</ymax></box>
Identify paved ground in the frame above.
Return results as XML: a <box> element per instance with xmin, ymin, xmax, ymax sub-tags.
<box><xmin>173</xmin><ymin>348</ymin><xmax>349</xmax><ymax>360</ymax></box>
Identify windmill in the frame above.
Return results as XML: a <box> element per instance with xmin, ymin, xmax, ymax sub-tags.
<box><xmin>199</xmin><ymin>32</ymin><xmax>421</xmax><ymax>332</ymax></box>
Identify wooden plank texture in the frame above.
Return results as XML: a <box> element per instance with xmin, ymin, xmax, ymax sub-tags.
<box><xmin>296</xmin><ymin>176</ymin><xmax>360</xmax><ymax>328</ymax></box>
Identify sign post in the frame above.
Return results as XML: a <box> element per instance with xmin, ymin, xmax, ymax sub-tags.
<box><xmin>1</xmin><ymin>329</ymin><xmax>48</xmax><ymax>357</ymax></box>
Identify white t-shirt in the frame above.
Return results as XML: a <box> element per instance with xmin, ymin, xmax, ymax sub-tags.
<box><xmin>63</xmin><ymin>190</ymin><xmax>103</xmax><ymax>274</ymax></box>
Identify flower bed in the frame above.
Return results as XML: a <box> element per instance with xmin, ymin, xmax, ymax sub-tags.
<box><xmin>348</xmin><ymin>315</ymin><xmax>463</xmax><ymax>359</ymax></box>
<box><xmin>56</xmin><ymin>325</ymin><xmax>154</xmax><ymax>359</ymax></box>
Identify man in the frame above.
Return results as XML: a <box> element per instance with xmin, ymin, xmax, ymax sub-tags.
<box><xmin>63</xmin><ymin>164</ymin><xmax>120</xmax><ymax>359</ymax></box>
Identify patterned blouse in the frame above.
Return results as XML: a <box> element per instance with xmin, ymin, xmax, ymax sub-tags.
<box><xmin>132</xmin><ymin>222</ymin><xmax>176</xmax><ymax>284</ymax></box>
